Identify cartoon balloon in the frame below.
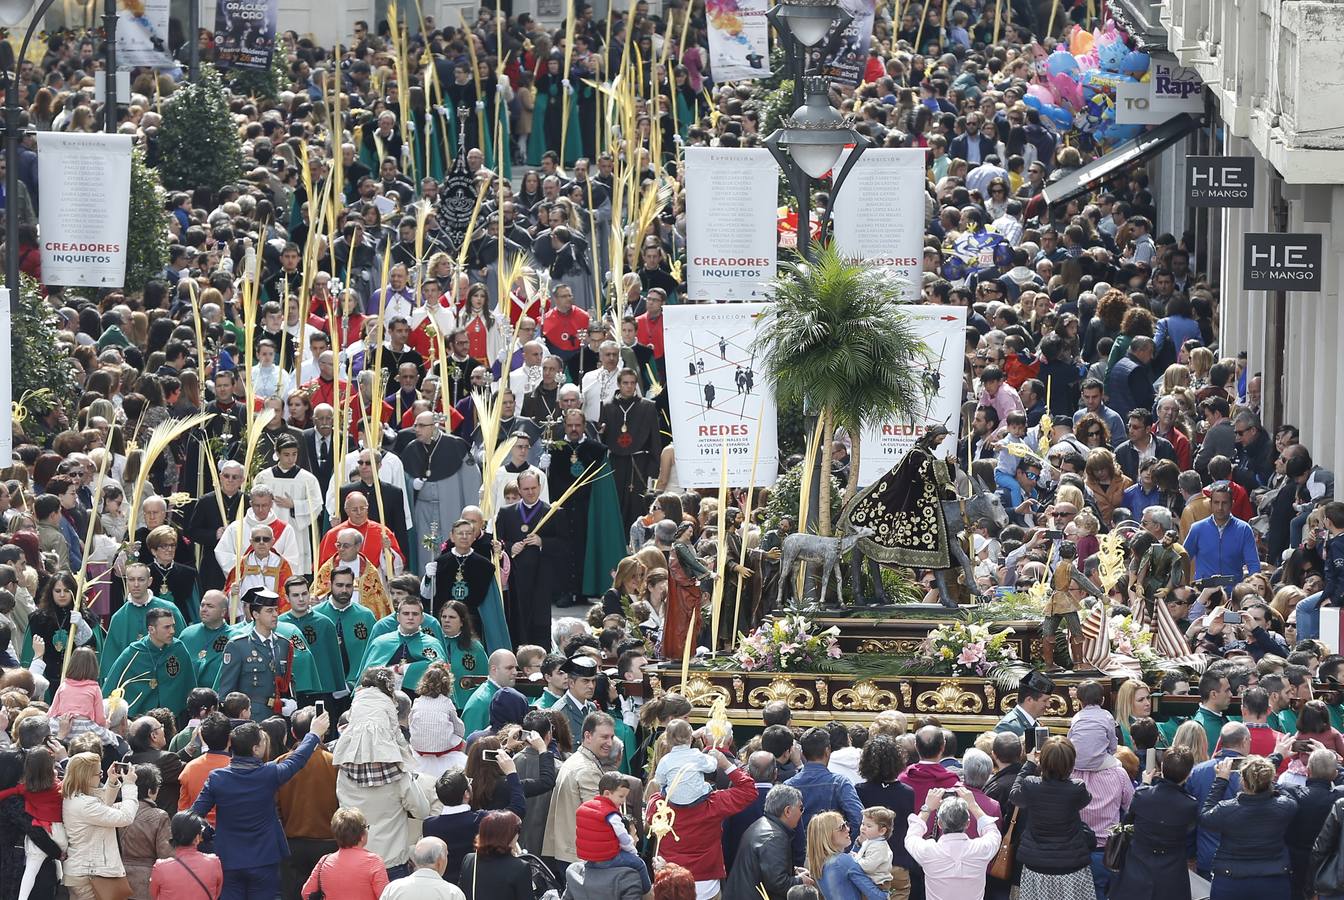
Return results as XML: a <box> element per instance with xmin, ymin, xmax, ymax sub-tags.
<box><xmin>1027</xmin><ymin>82</ymin><xmax>1055</xmax><ymax>105</ymax></box>
<box><xmin>1122</xmin><ymin>50</ymin><xmax>1150</xmax><ymax>79</ymax></box>
<box><xmin>1045</xmin><ymin>49</ymin><xmax>1079</xmax><ymax>78</ymax></box>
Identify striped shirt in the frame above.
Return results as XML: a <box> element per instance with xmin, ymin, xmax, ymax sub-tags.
<box><xmin>1073</xmin><ymin>765</ymin><xmax>1135</xmax><ymax>847</ymax></box>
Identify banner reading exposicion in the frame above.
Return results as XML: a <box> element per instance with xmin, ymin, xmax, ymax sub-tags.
<box><xmin>36</xmin><ymin>133</ymin><xmax>133</xmax><ymax>288</ymax></box>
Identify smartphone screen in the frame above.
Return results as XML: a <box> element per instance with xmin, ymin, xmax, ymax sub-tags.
<box><xmin>1034</xmin><ymin>726</ymin><xmax>1050</xmax><ymax>750</ymax></box>
<box><xmin>314</xmin><ymin>700</ymin><xmax>325</xmax><ymax>715</ymax></box>
<box><xmin>1145</xmin><ymin>747</ymin><xmax>1156</xmax><ymax>771</ymax></box>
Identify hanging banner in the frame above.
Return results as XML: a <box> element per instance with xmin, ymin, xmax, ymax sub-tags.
<box><xmin>1243</xmin><ymin>233</ymin><xmax>1323</xmax><ymax>292</ymax></box>
<box><xmin>855</xmin><ymin>305</ymin><xmax>966</xmax><ymax>488</ymax></box>
<box><xmin>663</xmin><ymin>303</ymin><xmax>779</xmax><ymax>488</ymax></box>
<box><xmin>214</xmin><ymin>0</ymin><xmax>280</xmax><ymax>71</ymax></box>
<box><xmin>36</xmin><ymin>133</ymin><xmax>134</xmax><ymax>288</ymax></box>
<box><xmin>830</xmin><ymin>147</ymin><xmax>926</xmax><ymax>302</ymax></box>
<box><xmin>705</xmin><ymin>0</ymin><xmax>772</xmax><ymax>83</ymax></box>
<box><xmin>685</xmin><ymin>147</ymin><xmax>778</xmax><ymax>302</ymax></box>
<box><xmin>820</xmin><ymin>0</ymin><xmax>877</xmax><ymax>86</ymax></box>
<box><xmin>1187</xmin><ymin>156</ymin><xmax>1254</xmax><ymax>208</ymax></box>
<box><xmin>116</xmin><ymin>0</ymin><xmax>174</xmax><ymax>69</ymax></box>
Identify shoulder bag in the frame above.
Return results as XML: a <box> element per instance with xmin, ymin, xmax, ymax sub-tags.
<box><xmin>306</xmin><ymin>855</ymin><xmax>329</xmax><ymax>900</ymax></box>
<box><xmin>987</xmin><ymin>808</ymin><xmax>1019</xmax><ymax>881</ymax></box>
<box><xmin>87</xmin><ymin>875</ymin><xmax>133</xmax><ymax>900</ymax></box>
<box><xmin>1102</xmin><ymin>811</ymin><xmax>1135</xmax><ymax>872</ymax></box>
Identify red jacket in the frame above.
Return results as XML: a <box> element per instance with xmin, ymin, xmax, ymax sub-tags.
<box><xmin>575</xmin><ymin>795</ymin><xmax>621</xmax><ymax>863</ymax></box>
<box><xmin>645</xmin><ymin>763</ymin><xmax>757</xmax><ymax>881</ymax></box>
<box><xmin>1155</xmin><ymin>424</ymin><xmax>1193</xmax><ymax>471</ymax></box>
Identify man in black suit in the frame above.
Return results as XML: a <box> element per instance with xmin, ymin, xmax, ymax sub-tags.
<box><xmin>301</xmin><ymin>403</ymin><xmax>336</xmax><ymax>496</ymax></box>
<box><xmin>338</xmin><ymin>449</ymin><xmax>409</xmax><ymax>559</ymax></box>
<box><xmin>983</xmin><ymin>730</ymin><xmax>1024</xmax><ymax>900</ymax></box>
<box><xmin>186</xmin><ymin>460</ymin><xmax>248</xmax><ymax>590</ymax></box>
<box><xmin>495</xmin><ymin>471</ymin><xmax>561</xmax><ymax>648</ymax></box>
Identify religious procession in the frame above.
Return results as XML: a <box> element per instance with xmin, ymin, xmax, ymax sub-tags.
<box><xmin>0</xmin><ymin>0</ymin><xmax>1333</xmax><ymax>898</ymax></box>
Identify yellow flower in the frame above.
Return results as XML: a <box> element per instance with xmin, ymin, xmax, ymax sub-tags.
<box><xmin>941</xmin><ymin>647</ymin><xmax>954</xmax><ymax>659</ymax></box>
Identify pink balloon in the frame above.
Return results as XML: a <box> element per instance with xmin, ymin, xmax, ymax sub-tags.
<box><xmin>1048</xmin><ymin>73</ymin><xmax>1084</xmax><ymax>111</ymax></box>
<box><xmin>1027</xmin><ymin>83</ymin><xmax>1054</xmax><ymax>104</ymax></box>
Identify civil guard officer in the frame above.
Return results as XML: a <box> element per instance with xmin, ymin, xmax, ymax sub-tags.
<box><xmin>216</xmin><ymin>588</ymin><xmax>297</xmax><ymax>721</ymax></box>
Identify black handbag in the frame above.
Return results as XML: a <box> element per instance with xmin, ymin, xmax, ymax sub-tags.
<box><xmin>1102</xmin><ymin>813</ymin><xmax>1134</xmax><ymax>873</ymax></box>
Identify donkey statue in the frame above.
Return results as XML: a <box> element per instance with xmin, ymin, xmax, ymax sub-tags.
<box><xmin>776</xmin><ymin>526</ymin><xmax>876</xmax><ymax>609</ymax></box>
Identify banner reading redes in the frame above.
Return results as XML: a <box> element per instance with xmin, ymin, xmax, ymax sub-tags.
<box><xmin>214</xmin><ymin>0</ymin><xmax>280</xmax><ymax>71</ymax></box>
<box><xmin>705</xmin><ymin>0</ymin><xmax>772</xmax><ymax>82</ymax></box>
<box><xmin>855</xmin><ymin>305</ymin><xmax>966</xmax><ymax>488</ymax></box>
<box><xmin>664</xmin><ymin>303</ymin><xmax>779</xmax><ymax>488</ymax></box>
<box><xmin>685</xmin><ymin>147</ymin><xmax>777</xmax><ymax>302</ymax></box>
<box><xmin>37</xmin><ymin>133</ymin><xmax>133</xmax><ymax>288</ymax></box>
<box><xmin>831</xmin><ymin>147</ymin><xmax>926</xmax><ymax>302</ymax></box>
<box><xmin>116</xmin><ymin>0</ymin><xmax>174</xmax><ymax>69</ymax></box>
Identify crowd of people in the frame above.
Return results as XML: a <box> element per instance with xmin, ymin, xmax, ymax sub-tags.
<box><xmin>0</xmin><ymin>0</ymin><xmax>1343</xmax><ymax>899</ymax></box>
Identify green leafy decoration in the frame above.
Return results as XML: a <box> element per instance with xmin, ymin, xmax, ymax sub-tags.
<box><xmin>125</xmin><ymin>147</ymin><xmax>170</xmax><ymax>293</ymax></box>
<box><xmin>5</xmin><ymin>275</ymin><xmax>80</xmax><ymax>422</ymax></box>
<box><xmin>156</xmin><ymin>64</ymin><xmax>244</xmax><ymax>194</ymax></box>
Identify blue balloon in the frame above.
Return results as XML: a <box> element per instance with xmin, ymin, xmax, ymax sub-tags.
<box><xmin>1046</xmin><ymin>49</ymin><xmax>1079</xmax><ymax>78</ymax></box>
<box><xmin>1023</xmin><ymin>94</ymin><xmax>1044</xmax><ymax>111</ymax></box>
<box><xmin>1041</xmin><ymin>103</ymin><xmax>1073</xmax><ymax>129</ymax></box>
<box><xmin>1122</xmin><ymin>50</ymin><xmax>1150</xmax><ymax>77</ymax></box>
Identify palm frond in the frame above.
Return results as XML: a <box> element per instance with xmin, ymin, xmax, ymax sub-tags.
<box><xmin>126</xmin><ymin>412</ymin><xmax>215</xmax><ymax>539</ymax></box>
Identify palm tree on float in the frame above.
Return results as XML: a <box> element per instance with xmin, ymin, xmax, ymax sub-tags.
<box><xmin>754</xmin><ymin>242</ymin><xmax>931</xmax><ymax>536</ymax></box>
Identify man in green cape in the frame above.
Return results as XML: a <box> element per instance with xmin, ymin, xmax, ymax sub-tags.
<box><xmin>312</xmin><ymin>566</ymin><xmax>376</xmax><ymax>690</ymax></box>
<box><xmin>358</xmin><ymin>596</ymin><xmax>449</xmax><ymax>694</ymax></box>
<box><xmin>102</xmin><ymin>562</ymin><xmax>187</xmax><ymax>673</ymax></box>
<box><xmin>178</xmin><ymin>590</ymin><xmax>234</xmax><ymax>688</ymax></box>
<box><xmin>461</xmin><ymin>648</ymin><xmax>518</xmax><ymax>735</ymax></box>
<box><xmin>102</xmin><ymin>607</ymin><xmax>197</xmax><ymax>720</ymax></box>
<box><xmin>280</xmin><ymin>576</ymin><xmax>346</xmax><ymax>700</ymax></box>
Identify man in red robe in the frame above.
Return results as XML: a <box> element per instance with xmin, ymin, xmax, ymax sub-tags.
<box><xmin>317</xmin><ymin>491</ymin><xmax>405</xmax><ymax>572</ymax></box>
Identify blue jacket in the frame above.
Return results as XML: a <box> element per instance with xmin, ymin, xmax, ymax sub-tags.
<box><xmin>1155</xmin><ymin>314</ymin><xmax>1202</xmax><ymax>355</ymax></box>
<box><xmin>785</xmin><ymin>762</ymin><xmax>863</xmax><ymax>865</ymax></box>
<box><xmin>1323</xmin><ymin>533</ymin><xmax>1344</xmax><ymax>605</ymax></box>
<box><xmin>191</xmin><ymin>732</ymin><xmax>319</xmax><ymax>870</ymax></box>
<box><xmin>1199</xmin><ymin>777</ymin><xmax>1297</xmax><ymax>879</ymax></box>
<box><xmin>819</xmin><ymin>852</ymin><xmax>888</xmax><ymax>900</ymax></box>
<box><xmin>1185</xmin><ymin>515</ymin><xmax>1260</xmax><ymax>581</ymax></box>
<box><xmin>1186</xmin><ymin>751</ymin><xmax>1242</xmax><ymax>874</ymax></box>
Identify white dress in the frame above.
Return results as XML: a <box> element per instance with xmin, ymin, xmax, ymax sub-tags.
<box><xmin>408</xmin><ymin>693</ymin><xmax>469</xmax><ymax>778</ymax></box>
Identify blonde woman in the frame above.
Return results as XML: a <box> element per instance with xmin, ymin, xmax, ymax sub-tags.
<box><xmin>62</xmin><ymin>752</ymin><xmax>139</xmax><ymax>900</ymax></box>
<box><xmin>1188</xmin><ymin>346</ymin><xmax>1215</xmax><ymax>390</ymax></box>
<box><xmin>1112</xmin><ymin>679</ymin><xmax>1153</xmax><ymax>751</ymax></box>
<box><xmin>1158</xmin><ymin>363</ymin><xmax>1190</xmax><ymax>397</ymax></box>
<box><xmin>1083</xmin><ymin>448</ymin><xmax>1131</xmax><ymax>527</ymax></box>
<box><xmin>806</xmin><ymin>810</ymin><xmax>888</xmax><ymax>900</ymax></box>
<box><xmin>1171</xmin><ymin>719</ymin><xmax>1210</xmax><ymax>765</ymax></box>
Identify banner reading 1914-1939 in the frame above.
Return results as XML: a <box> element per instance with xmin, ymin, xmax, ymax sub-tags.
<box><xmin>663</xmin><ymin>303</ymin><xmax>779</xmax><ymax>488</ymax></box>
<box><xmin>855</xmin><ymin>305</ymin><xmax>967</xmax><ymax>488</ymax></box>
<box><xmin>705</xmin><ymin>0</ymin><xmax>772</xmax><ymax>82</ymax></box>
<box><xmin>831</xmin><ymin>147</ymin><xmax>927</xmax><ymax>302</ymax></box>
<box><xmin>36</xmin><ymin>133</ymin><xmax>133</xmax><ymax>288</ymax></box>
<box><xmin>685</xmin><ymin>147</ymin><xmax>778</xmax><ymax>302</ymax></box>
<box><xmin>214</xmin><ymin>0</ymin><xmax>280</xmax><ymax>70</ymax></box>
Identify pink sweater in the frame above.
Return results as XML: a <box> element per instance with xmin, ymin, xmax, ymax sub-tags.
<box><xmin>301</xmin><ymin>848</ymin><xmax>389</xmax><ymax>900</ymax></box>
<box><xmin>49</xmin><ymin>678</ymin><xmax>106</xmax><ymax>726</ymax></box>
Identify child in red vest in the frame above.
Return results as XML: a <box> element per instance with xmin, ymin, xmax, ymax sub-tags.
<box><xmin>575</xmin><ymin>772</ymin><xmax>651</xmax><ymax>893</ymax></box>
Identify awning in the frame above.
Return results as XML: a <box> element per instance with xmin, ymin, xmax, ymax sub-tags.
<box><xmin>1040</xmin><ymin>113</ymin><xmax>1201</xmax><ymax>208</ymax></box>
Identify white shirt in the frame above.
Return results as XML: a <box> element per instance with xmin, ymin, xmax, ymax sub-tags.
<box><xmin>379</xmin><ymin>867</ymin><xmax>466</xmax><ymax>900</ymax></box>
<box><xmin>903</xmin><ymin>814</ymin><xmax>1001</xmax><ymax>900</ymax></box>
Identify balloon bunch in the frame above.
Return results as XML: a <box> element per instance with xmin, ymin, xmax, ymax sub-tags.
<box><xmin>1025</xmin><ymin>21</ymin><xmax>1151</xmax><ymax>151</ymax></box>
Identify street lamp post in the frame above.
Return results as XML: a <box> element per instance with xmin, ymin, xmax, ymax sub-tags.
<box><xmin>0</xmin><ymin>0</ymin><xmax>59</xmax><ymax>311</ymax></box>
<box><xmin>767</xmin><ymin>0</ymin><xmax>852</xmax><ymax>111</ymax></box>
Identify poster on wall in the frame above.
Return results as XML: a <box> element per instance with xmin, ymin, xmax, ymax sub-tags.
<box><xmin>830</xmin><ymin>147</ymin><xmax>926</xmax><ymax>302</ymax></box>
<box><xmin>116</xmin><ymin>0</ymin><xmax>175</xmax><ymax>69</ymax></box>
<box><xmin>214</xmin><ymin>0</ymin><xmax>280</xmax><ymax>70</ymax></box>
<box><xmin>855</xmin><ymin>305</ymin><xmax>966</xmax><ymax>487</ymax></box>
<box><xmin>663</xmin><ymin>303</ymin><xmax>779</xmax><ymax>488</ymax></box>
<box><xmin>705</xmin><ymin>0</ymin><xmax>772</xmax><ymax>82</ymax></box>
<box><xmin>36</xmin><ymin>133</ymin><xmax>133</xmax><ymax>288</ymax></box>
<box><xmin>685</xmin><ymin>147</ymin><xmax>778</xmax><ymax>302</ymax></box>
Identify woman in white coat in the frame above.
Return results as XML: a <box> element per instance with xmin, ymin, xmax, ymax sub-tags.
<box><xmin>62</xmin><ymin>752</ymin><xmax>139</xmax><ymax>900</ymax></box>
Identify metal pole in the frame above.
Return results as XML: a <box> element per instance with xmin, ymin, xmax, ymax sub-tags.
<box><xmin>5</xmin><ymin>75</ymin><xmax>18</xmax><ymax>311</ymax></box>
<box><xmin>188</xmin><ymin>0</ymin><xmax>200</xmax><ymax>82</ymax></box>
<box><xmin>103</xmin><ymin>0</ymin><xmax>117</xmax><ymax>132</ymax></box>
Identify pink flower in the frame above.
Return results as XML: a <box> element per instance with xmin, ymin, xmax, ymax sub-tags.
<box><xmin>740</xmin><ymin>656</ymin><xmax>757</xmax><ymax>671</ymax></box>
<box><xmin>957</xmin><ymin>642</ymin><xmax>986</xmax><ymax>667</ymax></box>
<box><xmin>827</xmin><ymin>641</ymin><xmax>843</xmax><ymax>659</ymax></box>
